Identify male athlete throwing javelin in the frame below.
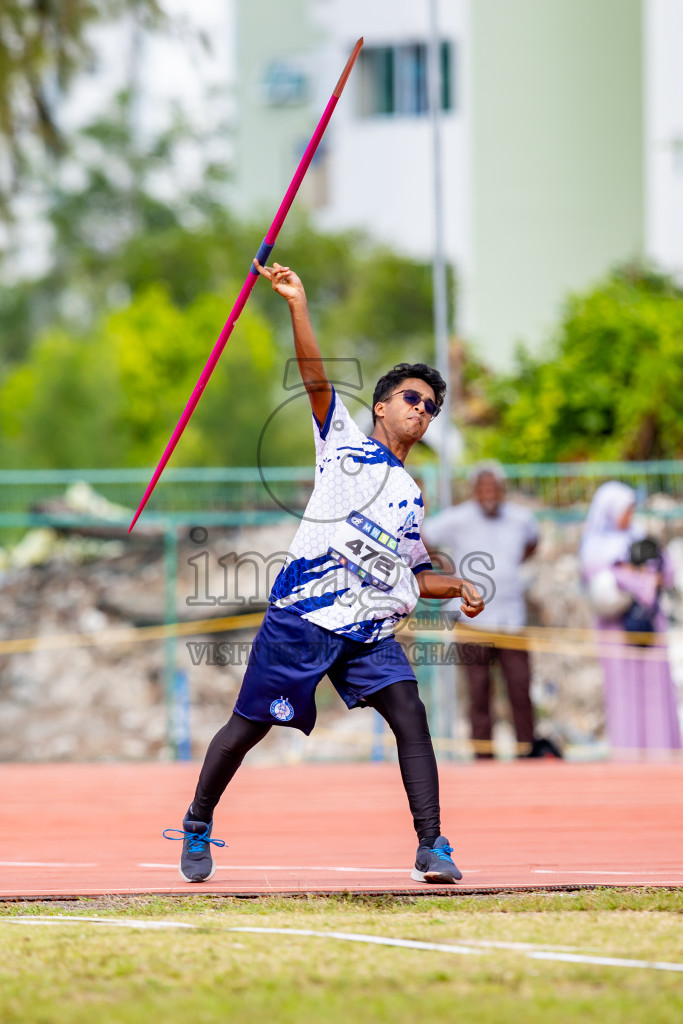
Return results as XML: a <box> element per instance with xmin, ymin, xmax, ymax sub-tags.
<box><xmin>164</xmin><ymin>260</ymin><xmax>484</xmax><ymax>884</ymax></box>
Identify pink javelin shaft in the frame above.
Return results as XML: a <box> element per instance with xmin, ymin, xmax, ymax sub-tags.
<box><xmin>129</xmin><ymin>38</ymin><xmax>363</xmax><ymax>532</ymax></box>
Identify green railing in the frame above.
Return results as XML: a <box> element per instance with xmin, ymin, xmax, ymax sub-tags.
<box><xmin>1</xmin><ymin>460</ymin><xmax>683</xmax><ymax>527</ymax></box>
<box><xmin>0</xmin><ymin>467</ymin><xmax>311</xmax><ymax>528</ymax></box>
<box><xmin>450</xmin><ymin>460</ymin><xmax>683</xmax><ymax>510</ymax></box>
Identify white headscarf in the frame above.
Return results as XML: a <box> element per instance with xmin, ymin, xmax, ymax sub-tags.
<box><xmin>579</xmin><ymin>481</ymin><xmax>641</xmax><ymax>578</ymax></box>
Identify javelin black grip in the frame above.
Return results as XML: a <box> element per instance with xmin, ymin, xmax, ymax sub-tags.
<box><xmin>250</xmin><ymin>238</ymin><xmax>275</xmax><ymax>275</ymax></box>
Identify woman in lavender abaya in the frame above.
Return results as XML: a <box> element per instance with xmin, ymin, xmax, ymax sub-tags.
<box><xmin>580</xmin><ymin>482</ymin><xmax>681</xmax><ymax>759</ymax></box>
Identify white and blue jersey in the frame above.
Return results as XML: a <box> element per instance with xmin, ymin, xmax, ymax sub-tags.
<box><xmin>269</xmin><ymin>388</ymin><xmax>432</xmax><ymax>642</ymax></box>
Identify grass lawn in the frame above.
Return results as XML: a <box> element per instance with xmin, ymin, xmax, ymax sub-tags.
<box><xmin>1</xmin><ymin>890</ymin><xmax>682</xmax><ymax>1023</ymax></box>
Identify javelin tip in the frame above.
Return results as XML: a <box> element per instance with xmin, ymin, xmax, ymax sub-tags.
<box><xmin>333</xmin><ymin>37</ymin><xmax>364</xmax><ymax>98</ymax></box>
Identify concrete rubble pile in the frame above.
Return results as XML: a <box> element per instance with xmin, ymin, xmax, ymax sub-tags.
<box><xmin>1</xmin><ymin>496</ymin><xmax>682</xmax><ymax>762</ymax></box>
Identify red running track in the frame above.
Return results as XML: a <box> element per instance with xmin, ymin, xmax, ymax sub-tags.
<box><xmin>1</xmin><ymin>761</ymin><xmax>682</xmax><ymax>899</ymax></box>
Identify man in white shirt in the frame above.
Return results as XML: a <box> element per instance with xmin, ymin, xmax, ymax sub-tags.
<box><xmin>424</xmin><ymin>463</ymin><xmax>558</xmax><ymax>759</ymax></box>
<box><xmin>164</xmin><ymin>259</ymin><xmax>485</xmax><ymax>886</ymax></box>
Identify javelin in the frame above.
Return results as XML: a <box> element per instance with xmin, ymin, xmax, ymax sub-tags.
<box><xmin>129</xmin><ymin>38</ymin><xmax>363</xmax><ymax>532</ymax></box>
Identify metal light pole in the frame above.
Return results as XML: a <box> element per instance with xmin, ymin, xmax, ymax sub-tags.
<box><xmin>427</xmin><ymin>0</ymin><xmax>457</xmax><ymax>758</ymax></box>
<box><xmin>427</xmin><ymin>0</ymin><xmax>452</xmax><ymax>512</ymax></box>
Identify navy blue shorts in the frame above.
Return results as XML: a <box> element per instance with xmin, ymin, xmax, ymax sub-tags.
<box><xmin>234</xmin><ymin>605</ymin><xmax>416</xmax><ymax>734</ymax></box>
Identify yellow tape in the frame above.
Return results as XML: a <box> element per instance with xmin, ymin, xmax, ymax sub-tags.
<box><xmin>0</xmin><ymin>611</ymin><xmax>265</xmax><ymax>656</ymax></box>
<box><xmin>2</xmin><ymin>612</ymin><xmax>681</xmax><ymax>757</ymax></box>
<box><xmin>447</xmin><ymin>624</ymin><xmax>677</xmax><ymax>663</ymax></box>
<box><xmin>451</xmin><ymin>623</ymin><xmax>669</xmax><ymax>646</ymax></box>
<box><xmin>0</xmin><ymin>611</ymin><xmax>680</xmax><ymax>663</ymax></box>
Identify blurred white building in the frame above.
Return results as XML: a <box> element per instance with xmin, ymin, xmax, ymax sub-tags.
<box><xmin>234</xmin><ymin>0</ymin><xmax>469</xmax><ymax>326</ymax></box>
<box><xmin>645</xmin><ymin>0</ymin><xmax>683</xmax><ymax>283</ymax></box>
<box><xmin>233</xmin><ymin>0</ymin><xmax>683</xmax><ymax>368</ymax></box>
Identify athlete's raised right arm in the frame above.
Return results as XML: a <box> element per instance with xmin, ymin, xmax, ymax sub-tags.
<box><xmin>254</xmin><ymin>259</ymin><xmax>333</xmax><ymax>427</ymax></box>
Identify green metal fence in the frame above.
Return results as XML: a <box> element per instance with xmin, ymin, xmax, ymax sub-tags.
<box><xmin>1</xmin><ymin>460</ymin><xmax>683</xmax><ymax>527</ymax></box>
<box><xmin>0</xmin><ymin>467</ymin><xmax>308</xmax><ymax>528</ymax></box>
<box><xmin>450</xmin><ymin>460</ymin><xmax>683</xmax><ymax>512</ymax></box>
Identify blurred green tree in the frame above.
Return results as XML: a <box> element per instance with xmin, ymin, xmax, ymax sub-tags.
<box><xmin>0</xmin><ymin>0</ymin><xmax>163</xmax><ymax>209</ymax></box>
<box><xmin>0</xmin><ymin>284</ymin><xmax>318</xmax><ymax>469</ymax></box>
<box><xmin>0</xmin><ymin>65</ymin><xmax>455</xmax><ymax>472</ymax></box>
<box><xmin>0</xmin><ymin>325</ymin><xmax>121</xmax><ymax>468</ymax></box>
<box><xmin>472</xmin><ymin>267</ymin><xmax>683</xmax><ymax>463</ymax></box>
<box><xmin>0</xmin><ymin>88</ymin><xmax>235</xmax><ymax>363</ymax></box>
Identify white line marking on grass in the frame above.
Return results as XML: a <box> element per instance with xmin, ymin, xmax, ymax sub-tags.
<box><xmin>456</xmin><ymin>939</ymin><xmax>579</xmax><ymax>952</ymax></box>
<box><xmin>1</xmin><ymin>916</ymin><xmax>195</xmax><ymax>930</ymax></box>
<box><xmin>527</xmin><ymin>951</ymin><xmax>683</xmax><ymax>972</ymax></box>
<box><xmin>228</xmin><ymin>928</ymin><xmax>683</xmax><ymax>973</ymax></box>
<box><xmin>3</xmin><ymin>919</ymin><xmax>682</xmax><ymax>973</ymax></box>
<box><xmin>221</xmin><ymin>926</ymin><xmax>482</xmax><ymax>957</ymax></box>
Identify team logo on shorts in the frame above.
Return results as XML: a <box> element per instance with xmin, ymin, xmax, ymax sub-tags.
<box><xmin>270</xmin><ymin>696</ymin><xmax>294</xmax><ymax>722</ymax></box>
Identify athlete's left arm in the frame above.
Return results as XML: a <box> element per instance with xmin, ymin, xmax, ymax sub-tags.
<box><xmin>416</xmin><ymin>570</ymin><xmax>484</xmax><ymax>619</ymax></box>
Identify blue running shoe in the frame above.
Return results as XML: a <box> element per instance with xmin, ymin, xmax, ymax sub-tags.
<box><xmin>163</xmin><ymin>814</ymin><xmax>226</xmax><ymax>883</ymax></box>
<box><xmin>411</xmin><ymin>836</ymin><xmax>462</xmax><ymax>884</ymax></box>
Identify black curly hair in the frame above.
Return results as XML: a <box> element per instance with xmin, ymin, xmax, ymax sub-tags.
<box><xmin>372</xmin><ymin>363</ymin><xmax>446</xmax><ymax>424</ymax></box>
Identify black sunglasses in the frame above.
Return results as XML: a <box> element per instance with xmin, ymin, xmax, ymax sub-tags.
<box><xmin>389</xmin><ymin>389</ymin><xmax>440</xmax><ymax>418</ymax></box>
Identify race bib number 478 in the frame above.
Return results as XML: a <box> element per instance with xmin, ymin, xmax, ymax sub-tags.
<box><xmin>327</xmin><ymin>511</ymin><xmax>408</xmax><ymax>592</ymax></box>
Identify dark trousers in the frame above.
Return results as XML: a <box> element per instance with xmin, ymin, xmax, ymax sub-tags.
<box><xmin>465</xmin><ymin>644</ymin><xmax>535</xmax><ymax>757</ymax></box>
<box><xmin>191</xmin><ymin>679</ymin><xmax>441</xmax><ymax>846</ymax></box>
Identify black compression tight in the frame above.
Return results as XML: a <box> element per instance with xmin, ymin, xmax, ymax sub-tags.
<box><xmin>364</xmin><ymin>680</ymin><xmax>441</xmax><ymax>845</ymax></box>
<box><xmin>190</xmin><ymin>680</ymin><xmax>441</xmax><ymax>846</ymax></box>
<box><xmin>190</xmin><ymin>713</ymin><xmax>272</xmax><ymax>826</ymax></box>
